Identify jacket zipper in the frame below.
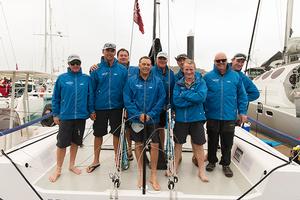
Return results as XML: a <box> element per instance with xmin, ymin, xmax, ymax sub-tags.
<box><xmin>220</xmin><ymin>76</ymin><xmax>223</xmax><ymax>120</ymax></box>
<box><xmin>109</xmin><ymin>67</ymin><xmax>111</xmax><ymax>109</ymax></box>
<box><xmin>75</xmin><ymin>74</ymin><xmax>78</xmax><ymax>119</ymax></box>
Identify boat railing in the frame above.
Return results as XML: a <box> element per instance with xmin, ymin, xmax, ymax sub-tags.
<box><xmin>248</xmin><ymin>116</ymin><xmax>300</xmax><ymax>146</ymax></box>
<box><xmin>0</xmin><ymin>112</ymin><xmax>52</xmax><ymax>137</ymax></box>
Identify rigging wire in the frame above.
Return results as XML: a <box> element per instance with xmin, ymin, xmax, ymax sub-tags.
<box><xmin>129</xmin><ymin>0</ymin><xmax>135</xmax><ymax>61</ymax></box>
<box><xmin>245</xmin><ymin>0</ymin><xmax>261</xmax><ymax>73</ymax></box>
<box><xmin>0</xmin><ymin>2</ymin><xmax>18</xmax><ymax>69</ymax></box>
<box><xmin>0</xmin><ymin>36</ymin><xmax>10</xmax><ymax>67</ymax></box>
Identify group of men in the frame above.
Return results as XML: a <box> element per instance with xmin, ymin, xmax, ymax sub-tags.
<box><xmin>49</xmin><ymin>42</ymin><xmax>259</xmax><ymax>191</ymax></box>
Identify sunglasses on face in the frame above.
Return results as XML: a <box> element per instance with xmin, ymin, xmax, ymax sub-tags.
<box><xmin>105</xmin><ymin>48</ymin><xmax>115</xmax><ymax>53</ymax></box>
<box><xmin>70</xmin><ymin>60</ymin><xmax>81</xmax><ymax>66</ymax></box>
<box><xmin>215</xmin><ymin>59</ymin><xmax>227</xmax><ymax>64</ymax></box>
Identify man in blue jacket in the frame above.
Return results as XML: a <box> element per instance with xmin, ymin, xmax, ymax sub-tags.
<box><xmin>87</xmin><ymin>43</ymin><xmax>128</xmax><ymax>173</ymax></box>
<box><xmin>231</xmin><ymin>53</ymin><xmax>259</xmax><ymax>103</ymax></box>
<box><xmin>151</xmin><ymin>52</ymin><xmax>175</xmax><ymax>154</ymax></box>
<box><xmin>173</xmin><ymin>59</ymin><xmax>208</xmax><ymax>182</ymax></box>
<box><xmin>49</xmin><ymin>54</ymin><xmax>95</xmax><ymax>182</ymax></box>
<box><xmin>174</xmin><ymin>53</ymin><xmax>202</xmax><ymax>83</ymax></box>
<box><xmin>123</xmin><ymin>56</ymin><xmax>166</xmax><ymax>191</ymax></box>
<box><xmin>89</xmin><ymin>48</ymin><xmax>138</xmax><ymax>164</ymax></box>
<box><xmin>204</xmin><ymin>52</ymin><xmax>248</xmax><ymax>178</ymax></box>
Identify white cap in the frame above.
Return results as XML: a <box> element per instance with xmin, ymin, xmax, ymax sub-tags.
<box><xmin>157</xmin><ymin>51</ymin><xmax>168</xmax><ymax>59</ymax></box>
<box><xmin>67</xmin><ymin>54</ymin><xmax>81</xmax><ymax>63</ymax></box>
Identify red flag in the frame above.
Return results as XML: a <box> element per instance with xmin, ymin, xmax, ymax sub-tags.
<box><xmin>133</xmin><ymin>0</ymin><xmax>144</xmax><ymax>34</ymax></box>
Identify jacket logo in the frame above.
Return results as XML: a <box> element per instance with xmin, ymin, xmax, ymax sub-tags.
<box><xmin>226</xmin><ymin>81</ymin><xmax>231</xmax><ymax>83</ymax></box>
<box><xmin>102</xmin><ymin>72</ymin><xmax>108</xmax><ymax>76</ymax></box>
<box><xmin>212</xmin><ymin>79</ymin><xmax>219</xmax><ymax>82</ymax></box>
<box><xmin>113</xmin><ymin>73</ymin><xmax>118</xmax><ymax>76</ymax></box>
<box><xmin>135</xmin><ymin>84</ymin><xmax>143</xmax><ymax>88</ymax></box>
<box><xmin>149</xmin><ymin>86</ymin><xmax>153</xmax><ymax>89</ymax></box>
<box><xmin>66</xmin><ymin>81</ymin><xmax>74</xmax><ymax>85</ymax></box>
<box><xmin>80</xmin><ymin>83</ymin><xmax>84</xmax><ymax>86</ymax></box>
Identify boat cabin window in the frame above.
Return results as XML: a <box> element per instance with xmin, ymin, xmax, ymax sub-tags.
<box><xmin>0</xmin><ymin>109</ymin><xmax>21</xmax><ymax>131</ymax></box>
<box><xmin>261</xmin><ymin>70</ymin><xmax>273</xmax><ymax>80</ymax></box>
<box><xmin>271</xmin><ymin>68</ymin><xmax>285</xmax><ymax>79</ymax></box>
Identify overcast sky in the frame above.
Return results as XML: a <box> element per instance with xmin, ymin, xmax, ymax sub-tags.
<box><xmin>0</xmin><ymin>0</ymin><xmax>299</xmax><ymax>74</ymax></box>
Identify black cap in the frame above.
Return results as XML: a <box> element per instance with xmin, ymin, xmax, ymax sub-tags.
<box><xmin>233</xmin><ymin>53</ymin><xmax>246</xmax><ymax>60</ymax></box>
<box><xmin>175</xmin><ymin>53</ymin><xmax>188</xmax><ymax>61</ymax></box>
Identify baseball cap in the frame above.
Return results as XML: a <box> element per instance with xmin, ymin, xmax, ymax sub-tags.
<box><xmin>157</xmin><ymin>51</ymin><xmax>168</xmax><ymax>59</ymax></box>
<box><xmin>175</xmin><ymin>53</ymin><xmax>188</xmax><ymax>61</ymax></box>
<box><xmin>67</xmin><ymin>54</ymin><xmax>81</xmax><ymax>63</ymax></box>
<box><xmin>103</xmin><ymin>43</ymin><xmax>116</xmax><ymax>50</ymax></box>
<box><xmin>233</xmin><ymin>53</ymin><xmax>246</xmax><ymax>60</ymax></box>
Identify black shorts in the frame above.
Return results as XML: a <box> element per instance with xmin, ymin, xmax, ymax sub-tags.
<box><xmin>130</xmin><ymin>124</ymin><xmax>160</xmax><ymax>143</ymax></box>
<box><xmin>57</xmin><ymin>119</ymin><xmax>86</xmax><ymax>148</ymax></box>
<box><xmin>173</xmin><ymin>121</ymin><xmax>206</xmax><ymax>145</ymax></box>
<box><xmin>93</xmin><ymin>109</ymin><xmax>122</xmax><ymax>137</ymax></box>
<box><xmin>158</xmin><ymin>111</ymin><xmax>166</xmax><ymax>127</ymax></box>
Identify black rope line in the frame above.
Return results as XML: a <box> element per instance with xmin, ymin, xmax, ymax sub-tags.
<box><xmin>1</xmin><ymin>149</ymin><xmax>44</xmax><ymax>200</ymax></box>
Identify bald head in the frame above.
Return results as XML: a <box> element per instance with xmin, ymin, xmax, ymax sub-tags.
<box><xmin>214</xmin><ymin>52</ymin><xmax>228</xmax><ymax>75</ymax></box>
<box><xmin>214</xmin><ymin>52</ymin><xmax>227</xmax><ymax>61</ymax></box>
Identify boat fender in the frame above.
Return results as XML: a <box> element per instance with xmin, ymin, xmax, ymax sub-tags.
<box><xmin>41</xmin><ymin>104</ymin><xmax>54</xmax><ymax>127</ymax></box>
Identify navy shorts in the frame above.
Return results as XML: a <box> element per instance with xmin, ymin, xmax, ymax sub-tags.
<box><xmin>130</xmin><ymin>124</ymin><xmax>160</xmax><ymax>143</ymax></box>
<box><xmin>173</xmin><ymin>121</ymin><xmax>206</xmax><ymax>145</ymax></box>
<box><xmin>158</xmin><ymin>111</ymin><xmax>166</xmax><ymax>127</ymax></box>
<box><xmin>93</xmin><ymin>109</ymin><xmax>122</xmax><ymax>137</ymax></box>
<box><xmin>57</xmin><ymin>119</ymin><xmax>86</xmax><ymax>148</ymax></box>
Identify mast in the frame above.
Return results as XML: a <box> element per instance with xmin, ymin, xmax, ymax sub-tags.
<box><xmin>283</xmin><ymin>0</ymin><xmax>294</xmax><ymax>64</ymax></box>
<box><xmin>44</xmin><ymin>0</ymin><xmax>48</xmax><ymax>72</ymax></box>
<box><xmin>49</xmin><ymin>0</ymin><xmax>54</xmax><ymax>75</ymax></box>
<box><xmin>244</xmin><ymin>0</ymin><xmax>261</xmax><ymax>73</ymax></box>
<box><xmin>187</xmin><ymin>30</ymin><xmax>194</xmax><ymax>60</ymax></box>
<box><xmin>153</xmin><ymin>0</ymin><xmax>157</xmax><ymax>40</ymax></box>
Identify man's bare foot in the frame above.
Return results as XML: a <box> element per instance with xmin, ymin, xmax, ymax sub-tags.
<box><xmin>69</xmin><ymin>166</ymin><xmax>82</xmax><ymax>175</ymax></box>
<box><xmin>149</xmin><ymin>177</ymin><xmax>160</xmax><ymax>191</ymax></box>
<box><xmin>137</xmin><ymin>176</ymin><xmax>142</xmax><ymax>188</ymax></box>
<box><xmin>198</xmin><ymin>171</ymin><xmax>209</xmax><ymax>182</ymax></box>
<box><xmin>49</xmin><ymin>168</ymin><xmax>61</xmax><ymax>182</ymax></box>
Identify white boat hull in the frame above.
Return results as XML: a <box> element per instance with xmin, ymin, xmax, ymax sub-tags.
<box><xmin>1</xmin><ymin>120</ymin><xmax>300</xmax><ymax>200</ymax></box>
<box><xmin>248</xmin><ymin>102</ymin><xmax>300</xmax><ymax>144</ymax></box>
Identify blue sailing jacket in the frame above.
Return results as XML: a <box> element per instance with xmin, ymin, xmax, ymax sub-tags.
<box><xmin>127</xmin><ymin>66</ymin><xmax>139</xmax><ymax>78</ymax></box>
<box><xmin>173</xmin><ymin>76</ymin><xmax>207</xmax><ymax>122</ymax></box>
<box><xmin>52</xmin><ymin>68</ymin><xmax>94</xmax><ymax>120</ymax></box>
<box><xmin>123</xmin><ymin>72</ymin><xmax>166</xmax><ymax>124</ymax></box>
<box><xmin>203</xmin><ymin>64</ymin><xmax>248</xmax><ymax>120</ymax></box>
<box><xmin>151</xmin><ymin>65</ymin><xmax>175</xmax><ymax>106</ymax></box>
<box><xmin>90</xmin><ymin>57</ymin><xmax>128</xmax><ymax>110</ymax></box>
<box><xmin>237</xmin><ymin>70</ymin><xmax>259</xmax><ymax>102</ymax></box>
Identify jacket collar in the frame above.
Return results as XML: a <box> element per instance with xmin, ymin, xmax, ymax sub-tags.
<box><xmin>67</xmin><ymin>67</ymin><xmax>82</xmax><ymax>75</ymax></box>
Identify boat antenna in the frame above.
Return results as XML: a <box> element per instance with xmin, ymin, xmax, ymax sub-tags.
<box><xmin>0</xmin><ymin>2</ymin><xmax>18</xmax><ymax>70</ymax></box>
<box><xmin>244</xmin><ymin>0</ymin><xmax>261</xmax><ymax>74</ymax></box>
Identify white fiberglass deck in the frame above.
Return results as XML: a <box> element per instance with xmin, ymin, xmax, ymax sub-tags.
<box><xmin>36</xmin><ymin>132</ymin><xmax>253</xmax><ymax>197</ymax></box>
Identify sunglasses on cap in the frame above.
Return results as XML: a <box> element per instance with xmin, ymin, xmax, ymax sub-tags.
<box><xmin>215</xmin><ymin>59</ymin><xmax>227</xmax><ymax>64</ymax></box>
<box><xmin>69</xmin><ymin>60</ymin><xmax>81</xmax><ymax>66</ymax></box>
